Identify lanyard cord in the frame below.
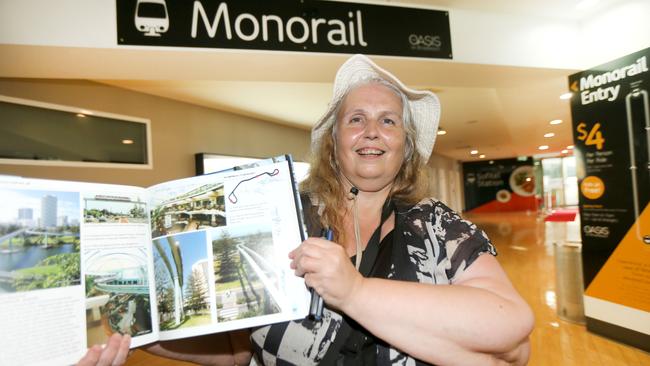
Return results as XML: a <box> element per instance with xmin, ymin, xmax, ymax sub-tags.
<box><xmin>351</xmin><ymin>187</ymin><xmax>362</xmax><ymax>270</ymax></box>
<box><xmin>349</xmin><ymin>186</ymin><xmax>394</xmax><ymax>272</ymax></box>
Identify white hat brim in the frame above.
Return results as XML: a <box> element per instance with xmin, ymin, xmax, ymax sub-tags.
<box><xmin>311</xmin><ymin>54</ymin><xmax>441</xmax><ymax>162</ymax></box>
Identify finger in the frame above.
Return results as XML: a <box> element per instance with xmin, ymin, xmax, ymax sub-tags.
<box><xmin>77</xmin><ymin>345</ymin><xmax>102</xmax><ymax>366</ymax></box>
<box><xmin>304</xmin><ymin>273</ymin><xmax>315</xmax><ymax>288</ymax></box>
<box><xmin>111</xmin><ymin>334</ymin><xmax>131</xmax><ymax>366</ymax></box>
<box><xmin>305</xmin><ymin>237</ymin><xmax>337</xmax><ymax>248</ymax></box>
<box><xmin>97</xmin><ymin>333</ymin><xmax>122</xmax><ymax>366</ymax></box>
<box><xmin>294</xmin><ymin>255</ymin><xmax>319</xmax><ymax>277</ymax></box>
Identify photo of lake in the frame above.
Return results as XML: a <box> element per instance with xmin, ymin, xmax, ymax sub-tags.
<box><xmin>0</xmin><ymin>187</ymin><xmax>81</xmax><ymax>293</ymax></box>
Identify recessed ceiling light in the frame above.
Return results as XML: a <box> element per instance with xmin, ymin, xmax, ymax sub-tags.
<box><xmin>479</xmin><ymin>154</ymin><xmax>486</xmax><ymax>159</ymax></box>
<box><xmin>544</xmin><ymin>133</ymin><xmax>555</xmax><ymax>138</ymax></box>
<box><xmin>549</xmin><ymin>119</ymin><xmax>563</xmax><ymax>125</ymax></box>
<box><xmin>567</xmin><ymin>145</ymin><xmax>574</xmax><ymax>149</ymax></box>
<box><xmin>80</xmin><ymin>109</ymin><xmax>93</xmax><ymax>115</ymax></box>
<box><xmin>470</xmin><ymin>149</ymin><xmax>479</xmax><ymax>155</ymax></box>
<box><xmin>122</xmin><ymin>139</ymin><xmax>134</xmax><ymax>145</ymax></box>
<box><xmin>489</xmin><ymin>160</ymin><xmax>494</xmax><ymax>165</ymax></box>
<box><xmin>538</xmin><ymin>145</ymin><xmax>549</xmax><ymax>150</ymax></box>
<box><xmin>561</xmin><ymin>149</ymin><xmax>569</xmax><ymax>154</ymax></box>
<box><xmin>437</xmin><ymin>128</ymin><xmax>447</xmax><ymax>135</ymax></box>
<box><xmin>560</xmin><ymin>93</ymin><xmax>573</xmax><ymax>100</ymax></box>
<box><xmin>76</xmin><ymin>113</ymin><xmax>86</xmax><ymax>118</ymax></box>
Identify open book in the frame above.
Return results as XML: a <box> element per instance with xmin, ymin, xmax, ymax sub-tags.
<box><xmin>0</xmin><ymin>155</ymin><xmax>310</xmax><ymax>366</ymax></box>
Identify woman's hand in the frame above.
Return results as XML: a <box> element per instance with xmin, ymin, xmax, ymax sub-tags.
<box><xmin>289</xmin><ymin>237</ymin><xmax>365</xmax><ymax>311</ymax></box>
<box><xmin>78</xmin><ymin>333</ymin><xmax>131</xmax><ymax>366</ymax></box>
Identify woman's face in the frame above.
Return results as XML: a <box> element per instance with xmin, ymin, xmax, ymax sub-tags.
<box><xmin>335</xmin><ymin>83</ymin><xmax>406</xmax><ymax>193</ymax></box>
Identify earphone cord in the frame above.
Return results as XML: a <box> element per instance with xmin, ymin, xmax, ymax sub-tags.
<box><xmin>349</xmin><ymin>187</ymin><xmax>362</xmax><ymax>270</ymax></box>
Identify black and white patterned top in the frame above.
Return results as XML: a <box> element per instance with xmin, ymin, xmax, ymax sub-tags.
<box><xmin>250</xmin><ymin>197</ymin><xmax>497</xmax><ymax>366</ymax></box>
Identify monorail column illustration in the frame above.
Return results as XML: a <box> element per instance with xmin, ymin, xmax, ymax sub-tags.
<box><xmin>153</xmin><ymin>238</ymin><xmax>184</xmax><ymax>326</ymax></box>
<box><xmin>153</xmin><ymin>230</ymin><xmax>212</xmax><ymax>331</ymax></box>
<box><xmin>568</xmin><ymin>47</ymin><xmax>650</xmax><ymax>352</ymax></box>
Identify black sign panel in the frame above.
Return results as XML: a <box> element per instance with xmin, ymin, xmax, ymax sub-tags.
<box><xmin>568</xmin><ymin>46</ymin><xmax>650</xmax><ymax>353</ymax></box>
<box><xmin>462</xmin><ymin>158</ymin><xmax>536</xmax><ymax>212</ymax></box>
<box><xmin>568</xmin><ymin>47</ymin><xmax>650</xmax><ymax>287</ymax></box>
<box><xmin>116</xmin><ymin>0</ymin><xmax>452</xmax><ymax>59</ymax></box>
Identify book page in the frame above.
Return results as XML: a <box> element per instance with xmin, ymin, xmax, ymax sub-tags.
<box><xmin>0</xmin><ymin>178</ymin><xmax>157</xmax><ymax>366</ymax></box>
<box><xmin>147</xmin><ymin>157</ymin><xmax>309</xmax><ymax>341</ymax></box>
<box><xmin>80</xmin><ymin>188</ymin><xmax>159</xmax><ymax>349</ymax></box>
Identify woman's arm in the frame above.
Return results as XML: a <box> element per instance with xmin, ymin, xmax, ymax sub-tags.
<box><xmin>292</xmin><ymin>240</ymin><xmax>534</xmax><ymax>365</ymax></box>
<box><xmin>344</xmin><ymin>254</ymin><xmax>533</xmax><ymax>365</ymax></box>
<box><xmin>141</xmin><ymin>330</ymin><xmax>252</xmax><ymax>366</ymax></box>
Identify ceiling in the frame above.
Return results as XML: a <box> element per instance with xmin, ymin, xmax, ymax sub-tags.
<box><xmin>99</xmin><ymin>60</ymin><xmax>576</xmax><ymax>162</ymax></box>
<box><xmin>10</xmin><ymin>0</ymin><xmax>630</xmax><ymax>162</ymax></box>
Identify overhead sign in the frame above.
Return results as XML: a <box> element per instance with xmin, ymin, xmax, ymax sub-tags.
<box><xmin>116</xmin><ymin>0</ymin><xmax>452</xmax><ymax>59</ymax></box>
<box><xmin>568</xmin><ymin>47</ymin><xmax>650</xmax><ymax>352</ymax></box>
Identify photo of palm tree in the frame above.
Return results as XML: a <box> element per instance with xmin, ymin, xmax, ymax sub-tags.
<box><xmin>211</xmin><ymin>223</ymin><xmax>281</xmax><ymax>322</ymax></box>
<box><xmin>153</xmin><ymin>230</ymin><xmax>213</xmax><ymax>330</ymax></box>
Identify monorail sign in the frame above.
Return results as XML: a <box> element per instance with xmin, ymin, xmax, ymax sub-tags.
<box><xmin>116</xmin><ymin>0</ymin><xmax>452</xmax><ymax>59</ymax></box>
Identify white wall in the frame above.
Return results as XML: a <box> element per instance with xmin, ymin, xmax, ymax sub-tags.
<box><xmin>427</xmin><ymin>153</ymin><xmax>463</xmax><ymax>212</ymax></box>
<box><xmin>2</xmin><ymin>0</ymin><xmax>645</xmax><ymax>71</ymax></box>
<box><xmin>579</xmin><ymin>0</ymin><xmax>650</xmax><ymax>67</ymax></box>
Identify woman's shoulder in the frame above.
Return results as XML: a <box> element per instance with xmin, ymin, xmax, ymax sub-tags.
<box><xmin>398</xmin><ymin>196</ymin><xmax>460</xmax><ymax>222</ymax></box>
<box><xmin>398</xmin><ymin>196</ymin><xmax>495</xmax><ymax>253</ymax></box>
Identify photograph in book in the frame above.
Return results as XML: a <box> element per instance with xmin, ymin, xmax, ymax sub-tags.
<box><xmin>84</xmin><ymin>247</ymin><xmax>153</xmax><ymax>347</ymax></box>
<box><xmin>211</xmin><ymin>223</ymin><xmax>281</xmax><ymax>322</ymax></box>
<box><xmin>153</xmin><ymin>230</ymin><xmax>214</xmax><ymax>331</ymax></box>
<box><xmin>0</xmin><ymin>188</ymin><xmax>81</xmax><ymax>294</ymax></box>
<box><xmin>150</xmin><ymin>183</ymin><xmax>225</xmax><ymax>238</ymax></box>
<box><xmin>83</xmin><ymin>194</ymin><xmax>148</xmax><ymax>224</ymax></box>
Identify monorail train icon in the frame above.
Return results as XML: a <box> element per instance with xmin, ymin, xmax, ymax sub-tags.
<box><xmin>134</xmin><ymin>0</ymin><xmax>169</xmax><ymax>37</ymax></box>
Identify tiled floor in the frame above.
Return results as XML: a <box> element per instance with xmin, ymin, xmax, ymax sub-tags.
<box><xmin>125</xmin><ymin>212</ymin><xmax>650</xmax><ymax>365</ymax></box>
<box><xmin>468</xmin><ymin>212</ymin><xmax>649</xmax><ymax>366</ymax></box>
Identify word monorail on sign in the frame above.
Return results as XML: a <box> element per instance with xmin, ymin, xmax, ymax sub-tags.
<box><xmin>191</xmin><ymin>2</ymin><xmax>369</xmax><ymax>46</ymax></box>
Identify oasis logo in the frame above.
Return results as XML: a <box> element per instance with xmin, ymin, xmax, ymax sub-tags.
<box><xmin>408</xmin><ymin>34</ymin><xmax>441</xmax><ymax>51</ymax></box>
<box><xmin>583</xmin><ymin>225</ymin><xmax>610</xmax><ymax>238</ymax></box>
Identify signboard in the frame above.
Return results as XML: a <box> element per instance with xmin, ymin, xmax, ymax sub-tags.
<box><xmin>568</xmin><ymin>47</ymin><xmax>650</xmax><ymax>352</ymax></box>
<box><xmin>116</xmin><ymin>0</ymin><xmax>452</xmax><ymax>59</ymax></box>
<box><xmin>462</xmin><ymin>158</ymin><xmax>537</xmax><ymax>213</ymax></box>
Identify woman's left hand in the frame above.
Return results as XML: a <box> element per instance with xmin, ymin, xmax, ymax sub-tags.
<box><xmin>289</xmin><ymin>237</ymin><xmax>364</xmax><ymax>311</ymax></box>
<box><xmin>77</xmin><ymin>333</ymin><xmax>131</xmax><ymax>366</ymax></box>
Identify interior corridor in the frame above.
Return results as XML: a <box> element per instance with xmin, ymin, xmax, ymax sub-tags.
<box><xmin>125</xmin><ymin>212</ymin><xmax>650</xmax><ymax>365</ymax></box>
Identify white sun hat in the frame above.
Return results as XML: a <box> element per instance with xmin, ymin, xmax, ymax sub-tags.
<box><xmin>311</xmin><ymin>54</ymin><xmax>441</xmax><ymax>163</ymax></box>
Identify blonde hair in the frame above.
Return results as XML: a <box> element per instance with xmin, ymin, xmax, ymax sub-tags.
<box><xmin>300</xmin><ymin>80</ymin><xmax>429</xmax><ymax>241</ymax></box>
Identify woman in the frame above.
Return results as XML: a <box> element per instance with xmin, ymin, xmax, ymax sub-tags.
<box><xmin>251</xmin><ymin>55</ymin><xmax>533</xmax><ymax>365</ymax></box>
<box><xmin>82</xmin><ymin>54</ymin><xmax>533</xmax><ymax>365</ymax></box>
